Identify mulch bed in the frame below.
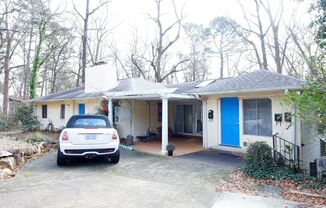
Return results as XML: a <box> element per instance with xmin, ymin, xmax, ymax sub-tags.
<box><xmin>216</xmin><ymin>170</ymin><xmax>326</xmax><ymax>206</ymax></box>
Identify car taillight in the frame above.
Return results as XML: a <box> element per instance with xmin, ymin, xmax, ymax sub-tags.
<box><xmin>112</xmin><ymin>132</ymin><xmax>118</xmax><ymax>140</ymax></box>
<box><xmin>62</xmin><ymin>131</ymin><xmax>69</xmax><ymax>141</ymax></box>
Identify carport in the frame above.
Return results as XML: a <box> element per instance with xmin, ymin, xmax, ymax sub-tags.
<box><xmin>105</xmin><ymin>79</ymin><xmax>203</xmax><ymax>155</ymax></box>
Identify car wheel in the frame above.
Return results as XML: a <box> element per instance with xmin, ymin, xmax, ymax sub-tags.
<box><xmin>107</xmin><ymin>149</ymin><xmax>120</xmax><ymax>164</ymax></box>
<box><xmin>57</xmin><ymin>148</ymin><xmax>66</xmax><ymax>166</ymax></box>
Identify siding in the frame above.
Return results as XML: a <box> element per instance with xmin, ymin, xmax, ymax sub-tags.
<box><xmin>205</xmin><ymin>92</ymin><xmax>300</xmax><ymax>151</ymax></box>
<box><xmin>35</xmin><ymin>98</ymin><xmax>99</xmax><ymax>129</ymax></box>
<box><xmin>301</xmin><ymin>122</ymin><xmax>322</xmax><ymax>170</ymax></box>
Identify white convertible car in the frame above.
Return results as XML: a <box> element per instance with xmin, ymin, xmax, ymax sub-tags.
<box><xmin>57</xmin><ymin>115</ymin><xmax>120</xmax><ymax>166</ymax></box>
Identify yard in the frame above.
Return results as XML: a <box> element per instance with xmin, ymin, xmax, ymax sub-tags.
<box><xmin>0</xmin><ymin>144</ymin><xmax>323</xmax><ymax>208</ymax></box>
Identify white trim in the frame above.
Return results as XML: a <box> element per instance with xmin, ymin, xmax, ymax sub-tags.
<box><xmin>194</xmin><ymin>87</ymin><xmax>300</xmax><ymax>96</ymax></box>
<box><xmin>108</xmin><ymin>98</ymin><xmax>113</xmax><ymax>125</ymax></box>
<box><xmin>202</xmin><ymin>99</ymin><xmax>208</xmax><ymax>148</ymax></box>
<box><xmin>106</xmin><ymin>88</ymin><xmax>177</xmax><ymax>97</ymax></box>
<box><xmin>161</xmin><ymin>98</ymin><xmax>168</xmax><ymax>155</ymax></box>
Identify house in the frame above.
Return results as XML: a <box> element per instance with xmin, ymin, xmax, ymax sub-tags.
<box><xmin>31</xmin><ymin>64</ymin><xmax>324</xmax><ymax>170</ymax></box>
<box><xmin>0</xmin><ymin>93</ymin><xmax>22</xmax><ymax>115</ymax></box>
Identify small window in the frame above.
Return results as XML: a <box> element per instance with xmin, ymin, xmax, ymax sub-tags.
<box><xmin>60</xmin><ymin>104</ymin><xmax>65</xmax><ymax>119</ymax></box>
<box><xmin>42</xmin><ymin>105</ymin><xmax>47</xmax><ymax>118</ymax></box>
<box><xmin>157</xmin><ymin>103</ymin><xmax>162</xmax><ymax>122</ymax></box>
<box><xmin>113</xmin><ymin>106</ymin><xmax>119</xmax><ymax>122</ymax></box>
<box><xmin>243</xmin><ymin>99</ymin><xmax>272</xmax><ymax>136</ymax></box>
<box><xmin>321</xmin><ymin>140</ymin><xmax>326</xmax><ymax>156</ymax></box>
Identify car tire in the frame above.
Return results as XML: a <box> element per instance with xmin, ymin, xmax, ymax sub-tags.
<box><xmin>108</xmin><ymin>149</ymin><xmax>120</xmax><ymax>164</ymax></box>
<box><xmin>57</xmin><ymin>148</ymin><xmax>66</xmax><ymax>166</ymax></box>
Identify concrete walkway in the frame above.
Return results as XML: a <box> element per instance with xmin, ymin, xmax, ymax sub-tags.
<box><xmin>0</xmin><ymin>149</ymin><xmax>313</xmax><ymax>208</ymax></box>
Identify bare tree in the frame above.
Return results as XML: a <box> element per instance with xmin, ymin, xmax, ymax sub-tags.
<box><xmin>181</xmin><ymin>23</ymin><xmax>209</xmax><ymax>81</ymax></box>
<box><xmin>139</xmin><ymin>0</ymin><xmax>187</xmax><ymax>83</ymax></box>
<box><xmin>73</xmin><ymin>0</ymin><xmax>109</xmax><ymax>85</ymax></box>
<box><xmin>259</xmin><ymin>0</ymin><xmax>284</xmax><ymax>73</ymax></box>
<box><xmin>0</xmin><ymin>0</ymin><xmax>24</xmax><ymax>116</ymax></box>
<box><xmin>208</xmin><ymin>17</ymin><xmax>243</xmax><ymax>78</ymax></box>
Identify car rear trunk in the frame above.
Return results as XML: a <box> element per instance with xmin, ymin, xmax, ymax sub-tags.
<box><xmin>67</xmin><ymin>128</ymin><xmax>114</xmax><ymax>145</ymax></box>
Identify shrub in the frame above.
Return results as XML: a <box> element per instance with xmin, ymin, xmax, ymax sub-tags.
<box><xmin>13</xmin><ymin>104</ymin><xmax>40</xmax><ymax>131</ymax></box>
<box><xmin>26</xmin><ymin>132</ymin><xmax>53</xmax><ymax>144</ymax></box>
<box><xmin>0</xmin><ymin>114</ymin><xmax>22</xmax><ymax>131</ymax></box>
<box><xmin>242</xmin><ymin>141</ymin><xmax>276</xmax><ymax>179</ymax></box>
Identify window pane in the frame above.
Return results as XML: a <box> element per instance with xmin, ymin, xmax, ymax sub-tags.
<box><xmin>257</xmin><ymin>99</ymin><xmax>272</xmax><ymax>136</ymax></box>
<box><xmin>195</xmin><ymin>104</ymin><xmax>202</xmax><ymax>133</ymax></box>
<box><xmin>157</xmin><ymin>103</ymin><xmax>162</xmax><ymax>122</ymax></box>
<box><xmin>60</xmin><ymin>104</ymin><xmax>65</xmax><ymax>119</ymax></box>
<box><xmin>73</xmin><ymin>118</ymin><xmax>108</xmax><ymax>128</ymax></box>
<box><xmin>175</xmin><ymin>105</ymin><xmax>184</xmax><ymax>133</ymax></box>
<box><xmin>184</xmin><ymin>105</ymin><xmax>193</xmax><ymax>133</ymax></box>
<box><xmin>42</xmin><ymin>105</ymin><xmax>47</xmax><ymax>119</ymax></box>
<box><xmin>113</xmin><ymin>106</ymin><xmax>119</xmax><ymax>122</ymax></box>
<box><xmin>243</xmin><ymin>100</ymin><xmax>257</xmax><ymax>135</ymax></box>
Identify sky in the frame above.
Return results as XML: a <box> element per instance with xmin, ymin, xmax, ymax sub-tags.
<box><xmin>59</xmin><ymin>0</ymin><xmax>313</xmax><ymax>79</ymax></box>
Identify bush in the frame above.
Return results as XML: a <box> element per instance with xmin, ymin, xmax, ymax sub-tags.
<box><xmin>26</xmin><ymin>132</ymin><xmax>53</xmax><ymax>144</ymax></box>
<box><xmin>13</xmin><ymin>104</ymin><xmax>40</xmax><ymax>131</ymax></box>
<box><xmin>242</xmin><ymin>141</ymin><xmax>276</xmax><ymax>179</ymax></box>
<box><xmin>0</xmin><ymin>114</ymin><xmax>21</xmax><ymax>131</ymax></box>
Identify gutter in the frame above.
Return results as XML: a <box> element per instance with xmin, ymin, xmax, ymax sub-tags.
<box><xmin>189</xmin><ymin>86</ymin><xmax>302</xmax><ymax>96</ymax></box>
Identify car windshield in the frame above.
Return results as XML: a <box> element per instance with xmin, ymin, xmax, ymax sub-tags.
<box><xmin>72</xmin><ymin>118</ymin><xmax>108</xmax><ymax>128</ymax></box>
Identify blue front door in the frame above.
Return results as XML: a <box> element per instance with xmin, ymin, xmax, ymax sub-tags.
<box><xmin>221</xmin><ymin>98</ymin><xmax>240</xmax><ymax>147</ymax></box>
<box><xmin>78</xmin><ymin>104</ymin><xmax>85</xmax><ymax>115</ymax></box>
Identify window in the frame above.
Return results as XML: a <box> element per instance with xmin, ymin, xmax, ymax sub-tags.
<box><xmin>42</xmin><ymin>105</ymin><xmax>47</xmax><ymax>118</ymax></box>
<box><xmin>243</xmin><ymin>99</ymin><xmax>272</xmax><ymax>136</ymax></box>
<box><xmin>157</xmin><ymin>103</ymin><xmax>162</xmax><ymax>122</ymax></box>
<box><xmin>60</xmin><ymin>104</ymin><xmax>65</xmax><ymax>119</ymax></box>
<box><xmin>67</xmin><ymin>116</ymin><xmax>110</xmax><ymax>128</ymax></box>
<box><xmin>174</xmin><ymin>104</ymin><xmax>202</xmax><ymax>135</ymax></box>
<box><xmin>113</xmin><ymin>106</ymin><xmax>119</xmax><ymax>122</ymax></box>
<box><xmin>321</xmin><ymin>140</ymin><xmax>326</xmax><ymax>156</ymax></box>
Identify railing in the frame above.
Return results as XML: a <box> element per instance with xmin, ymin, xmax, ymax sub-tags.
<box><xmin>272</xmin><ymin>133</ymin><xmax>301</xmax><ymax>169</ymax></box>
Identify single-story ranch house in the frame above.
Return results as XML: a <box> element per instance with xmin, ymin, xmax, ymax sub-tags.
<box><xmin>31</xmin><ymin>64</ymin><xmax>325</xmax><ymax>170</ymax></box>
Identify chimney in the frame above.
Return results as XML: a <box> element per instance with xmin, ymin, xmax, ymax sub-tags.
<box><xmin>85</xmin><ymin>64</ymin><xmax>117</xmax><ymax>93</ymax></box>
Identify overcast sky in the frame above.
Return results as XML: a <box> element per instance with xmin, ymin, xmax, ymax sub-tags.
<box><xmin>63</xmin><ymin>0</ymin><xmax>313</xmax><ymax>79</ymax></box>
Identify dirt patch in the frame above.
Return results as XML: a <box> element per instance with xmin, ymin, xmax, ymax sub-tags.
<box><xmin>217</xmin><ymin>170</ymin><xmax>326</xmax><ymax>206</ymax></box>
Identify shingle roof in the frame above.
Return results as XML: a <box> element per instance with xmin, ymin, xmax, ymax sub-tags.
<box><xmin>186</xmin><ymin>70</ymin><xmax>304</xmax><ymax>94</ymax></box>
<box><xmin>30</xmin><ymin>70</ymin><xmax>304</xmax><ymax>102</ymax></box>
<box><xmin>31</xmin><ymin>79</ymin><xmax>167</xmax><ymax>102</ymax></box>
<box><xmin>107</xmin><ymin>78</ymin><xmax>166</xmax><ymax>92</ymax></box>
<box><xmin>30</xmin><ymin>86</ymin><xmax>105</xmax><ymax>102</ymax></box>
<box><xmin>166</xmin><ymin>81</ymin><xmax>202</xmax><ymax>93</ymax></box>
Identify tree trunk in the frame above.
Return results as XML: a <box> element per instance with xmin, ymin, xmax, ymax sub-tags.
<box><xmin>220</xmin><ymin>50</ymin><xmax>224</xmax><ymax>78</ymax></box>
<box><xmin>273</xmin><ymin>27</ymin><xmax>282</xmax><ymax>73</ymax></box>
<box><xmin>23</xmin><ymin>21</ymin><xmax>34</xmax><ymax>100</ymax></box>
<box><xmin>81</xmin><ymin>0</ymin><xmax>90</xmax><ymax>84</ymax></box>
<box><xmin>254</xmin><ymin>0</ymin><xmax>268</xmax><ymax>69</ymax></box>
<box><xmin>2</xmin><ymin>21</ymin><xmax>12</xmax><ymax>117</ymax></box>
<box><xmin>30</xmin><ymin>22</ymin><xmax>46</xmax><ymax>99</ymax></box>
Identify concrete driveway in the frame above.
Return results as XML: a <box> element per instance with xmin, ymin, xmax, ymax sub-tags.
<box><xmin>0</xmin><ymin>149</ymin><xmax>309</xmax><ymax>208</ymax></box>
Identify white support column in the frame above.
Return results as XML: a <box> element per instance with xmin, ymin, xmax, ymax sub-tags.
<box><xmin>161</xmin><ymin>97</ymin><xmax>169</xmax><ymax>155</ymax></box>
<box><xmin>202</xmin><ymin>99</ymin><xmax>208</xmax><ymax>148</ymax></box>
<box><xmin>108</xmin><ymin>98</ymin><xmax>113</xmax><ymax>126</ymax></box>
